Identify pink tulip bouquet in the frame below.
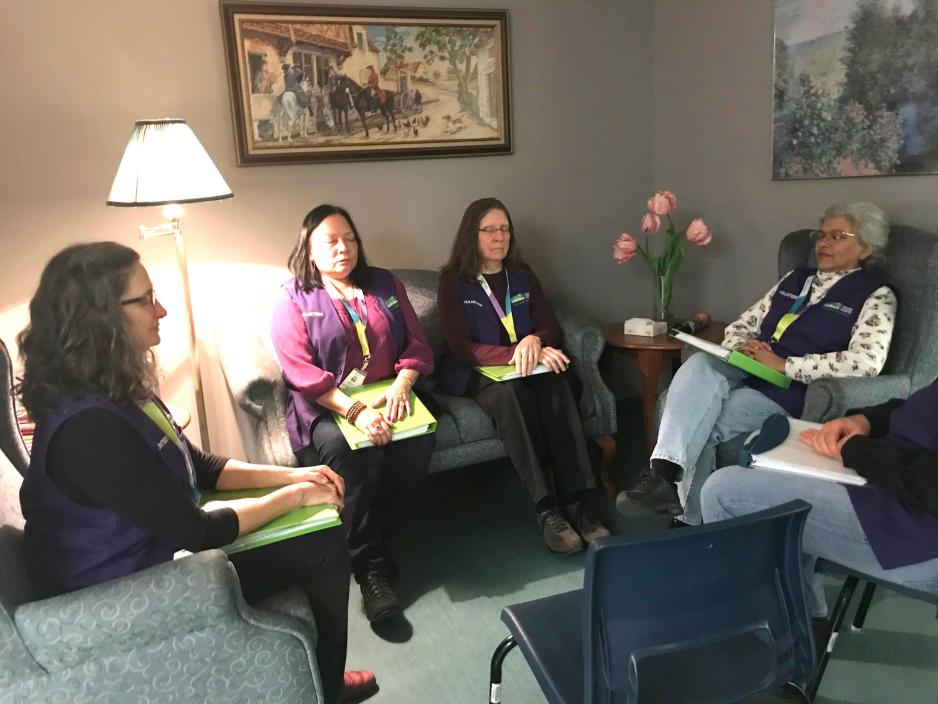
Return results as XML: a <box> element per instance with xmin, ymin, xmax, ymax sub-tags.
<box><xmin>613</xmin><ymin>190</ymin><xmax>711</xmax><ymax>322</ymax></box>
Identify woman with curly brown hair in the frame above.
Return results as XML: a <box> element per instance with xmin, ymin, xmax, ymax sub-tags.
<box><xmin>17</xmin><ymin>241</ymin><xmax>374</xmax><ymax>704</ymax></box>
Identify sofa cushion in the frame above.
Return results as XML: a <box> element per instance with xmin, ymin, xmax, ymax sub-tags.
<box><xmin>430</xmin><ymin>393</ymin><xmax>496</xmax><ymax>445</ymax></box>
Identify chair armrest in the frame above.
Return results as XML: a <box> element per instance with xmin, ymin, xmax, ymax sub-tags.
<box><xmin>555</xmin><ymin>305</ymin><xmax>617</xmax><ymax>437</ymax></box>
<box><xmin>214</xmin><ymin>324</ymin><xmax>282</xmax><ymax>422</ymax></box>
<box><xmin>14</xmin><ymin>550</ymin><xmax>313</xmax><ymax>672</ymax></box>
<box><xmin>801</xmin><ymin>374</ymin><xmax>912</xmax><ymax>422</ymax></box>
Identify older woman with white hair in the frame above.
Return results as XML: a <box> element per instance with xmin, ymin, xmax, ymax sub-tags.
<box><xmin>619</xmin><ymin>202</ymin><xmax>897</xmax><ymax>524</ymax></box>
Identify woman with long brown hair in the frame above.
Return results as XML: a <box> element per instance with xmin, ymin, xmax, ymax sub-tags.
<box><xmin>437</xmin><ymin>197</ymin><xmax>609</xmax><ymax>554</ymax></box>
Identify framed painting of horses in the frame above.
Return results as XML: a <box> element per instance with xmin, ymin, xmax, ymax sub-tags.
<box><xmin>220</xmin><ymin>2</ymin><xmax>512</xmax><ymax>165</ymax></box>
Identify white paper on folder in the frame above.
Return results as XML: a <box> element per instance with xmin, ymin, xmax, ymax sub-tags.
<box><xmin>747</xmin><ymin>418</ymin><xmax>867</xmax><ymax>486</ymax></box>
<box><xmin>671</xmin><ymin>331</ymin><xmax>731</xmax><ymax>361</ymax></box>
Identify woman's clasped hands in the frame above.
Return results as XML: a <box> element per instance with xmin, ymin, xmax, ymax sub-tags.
<box><xmin>509</xmin><ymin>334</ymin><xmax>570</xmax><ymax>375</ymax></box>
<box><xmin>285</xmin><ymin>465</ymin><xmax>346</xmax><ymax>508</ymax></box>
<box><xmin>736</xmin><ymin>340</ymin><xmax>786</xmax><ymax>372</ymax></box>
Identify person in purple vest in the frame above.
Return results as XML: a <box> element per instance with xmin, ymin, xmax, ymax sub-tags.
<box><xmin>437</xmin><ymin>197</ymin><xmax>610</xmax><ymax>554</ymax></box>
<box><xmin>618</xmin><ymin>202</ymin><xmax>897</xmax><ymax>525</ymax></box>
<box><xmin>700</xmin><ymin>381</ymin><xmax>938</xmax><ymax>621</ymax></box>
<box><xmin>271</xmin><ymin>204</ymin><xmax>435</xmax><ymax>625</ymax></box>
<box><xmin>17</xmin><ymin>242</ymin><xmax>378</xmax><ymax>704</ymax></box>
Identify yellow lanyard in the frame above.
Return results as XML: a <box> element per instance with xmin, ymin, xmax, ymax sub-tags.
<box><xmin>476</xmin><ymin>272</ymin><xmax>518</xmax><ymax>343</ymax></box>
<box><xmin>771</xmin><ymin>275</ymin><xmax>815</xmax><ymax>342</ymax></box>
<box><xmin>328</xmin><ymin>282</ymin><xmax>371</xmax><ymax>364</ymax></box>
<box><xmin>140</xmin><ymin>399</ymin><xmax>199</xmax><ymax>501</ymax></box>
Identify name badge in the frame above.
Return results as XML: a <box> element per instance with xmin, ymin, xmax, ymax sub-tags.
<box><xmin>339</xmin><ymin>367</ymin><xmax>367</xmax><ymax>390</ymax></box>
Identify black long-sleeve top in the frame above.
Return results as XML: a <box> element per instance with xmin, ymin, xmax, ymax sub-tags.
<box><xmin>46</xmin><ymin>409</ymin><xmax>240</xmax><ymax>551</ymax></box>
<box><xmin>841</xmin><ymin>398</ymin><xmax>938</xmax><ymax>518</ymax></box>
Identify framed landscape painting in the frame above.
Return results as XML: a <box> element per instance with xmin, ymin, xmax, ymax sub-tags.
<box><xmin>773</xmin><ymin>0</ymin><xmax>938</xmax><ymax>179</ymax></box>
<box><xmin>220</xmin><ymin>2</ymin><xmax>511</xmax><ymax>165</ymax></box>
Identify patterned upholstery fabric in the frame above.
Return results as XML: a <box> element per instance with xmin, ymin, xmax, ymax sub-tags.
<box><xmin>0</xmin><ymin>340</ymin><xmax>324</xmax><ymax>704</ymax></box>
<box><xmin>215</xmin><ymin>268</ymin><xmax>617</xmax><ymax>471</ymax></box>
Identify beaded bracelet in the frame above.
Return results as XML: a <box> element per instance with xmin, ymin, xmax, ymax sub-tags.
<box><xmin>345</xmin><ymin>400</ymin><xmax>367</xmax><ymax>425</ymax></box>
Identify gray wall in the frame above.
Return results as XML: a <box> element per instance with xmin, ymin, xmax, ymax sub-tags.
<box><xmin>653</xmin><ymin>0</ymin><xmax>938</xmax><ymax>324</ymax></box>
<box><xmin>0</xmin><ymin>0</ymin><xmax>653</xmax><ymax>454</ymax></box>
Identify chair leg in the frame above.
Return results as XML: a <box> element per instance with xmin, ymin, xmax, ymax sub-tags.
<box><xmin>806</xmin><ymin>575</ymin><xmax>859</xmax><ymax>701</ymax></box>
<box><xmin>851</xmin><ymin>582</ymin><xmax>876</xmax><ymax>631</ymax></box>
<box><xmin>781</xmin><ymin>681</ymin><xmax>812</xmax><ymax>703</ymax></box>
<box><xmin>489</xmin><ymin>634</ymin><xmax>518</xmax><ymax>704</ymax></box>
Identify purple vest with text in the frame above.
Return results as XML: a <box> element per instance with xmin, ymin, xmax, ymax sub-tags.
<box><xmin>20</xmin><ymin>395</ymin><xmax>192</xmax><ymax>597</ymax></box>
<box><xmin>281</xmin><ymin>267</ymin><xmax>405</xmax><ymax>451</ymax></box>
<box><xmin>440</xmin><ymin>269</ymin><xmax>534</xmax><ymax>395</ymax></box>
<box><xmin>745</xmin><ymin>268</ymin><xmax>884</xmax><ymax>417</ymax></box>
<box><xmin>846</xmin><ymin>380</ymin><xmax>938</xmax><ymax>569</ymax></box>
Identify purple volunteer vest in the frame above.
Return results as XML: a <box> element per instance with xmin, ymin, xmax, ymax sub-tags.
<box><xmin>745</xmin><ymin>268</ymin><xmax>884</xmax><ymax>417</ymax></box>
<box><xmin>281</xmin><ymin>267</ymin><xmax>405</xmax><ymax>451</ymax></box>
<box><xmin>846</xmin><ymin>380</ymin><xmax>938</xmax><ymax>569</ymax></box>
<box><xmin>20</xmin><ymin>394</ymin><xmax>194</xmax><ymax>597</ymax></box>
<box><xmin>440</xmin><ymin>269</ymin><xmax>534</xmax><ymax>395</ymax></box>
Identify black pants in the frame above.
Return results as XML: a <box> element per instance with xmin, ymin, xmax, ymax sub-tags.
<box><xmin>297</xmin><ymin>409</ymin><xmax>434</xmax><ymax>581</ymax></box>
<box><xmin>468</xmin><ymin>371</ymin><xmax>595</xmax><ymax>504</ymax></box>
<box><xmin>231</xmin><ymin>525</ymin><xmax>350</xmax><ymax>704</ymax></box>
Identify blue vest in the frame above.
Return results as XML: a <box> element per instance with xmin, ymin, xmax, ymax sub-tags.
<box><xmin>20</xmin><ymin>395</ymin><xmax>193</xmax><ymax>597</ymax></box>
<box><xmin>281</xmin><ymin>267</ymin><xmax>405</xmax><ymax>451</ymax></box>
<box><xmin>440</xmin><ymin>269</ymin><xmax>534</xmax><ymax>395</ymax></box>
<box><xmin>744</xmin><ymin>268</ymin><xmax>884</xmax><ymax>417</ymax></box>
<box><xmin>845</xmin><ymin>380</ymin><xmax>938</xmax><ymax>569</ymax></box>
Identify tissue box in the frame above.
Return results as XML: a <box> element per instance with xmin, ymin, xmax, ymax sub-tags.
<box><xmin>623</xmin><ymin>318</ymin><xmax>668</xmax><ymax>337</ymax></box>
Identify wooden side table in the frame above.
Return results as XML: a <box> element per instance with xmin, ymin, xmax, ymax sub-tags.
<box><xmin>603</xmin><ymin>322</ymin><xmax>727</xmax><ymax>456</ymax></box>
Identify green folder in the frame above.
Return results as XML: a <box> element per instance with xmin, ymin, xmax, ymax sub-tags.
<box><xmin>198</xmin><ymin>487</ymin><xmax>341</xmax><ymax>555</ymax></box>
<box><xmin>475</xmin><ymin>363</ymin><xmax>551</xmax><ymax>381</ymax></box>
<box><xmin>727</xmin><ymin>350</ymin><xmax>792</xmax><ymax>388</ymax></box>
<box><xmin>333</xmin><ymin>379</ymin><xmax>437</xmax><ymax>450</ymax></box>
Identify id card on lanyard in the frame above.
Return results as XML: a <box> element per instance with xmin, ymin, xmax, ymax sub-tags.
<box><xmin>771</xmin><ymin>275</ymin><xmax>815</xmax><ymax>342</ymax></box>
<box><xmin>476</xmin><ymin>272</ymin><xmax>518</xmax><ymax>343</ymax></box>
<box><xmin>329</xmin><ymin>283</ymin><xmax>370</xmax><ymax>389</ymax></box>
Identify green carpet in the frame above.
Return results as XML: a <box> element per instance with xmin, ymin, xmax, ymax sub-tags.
<box><xmin>344</xmin><ymin>402</ymin><xmax>938</xmax><ymax>703</ymax></box>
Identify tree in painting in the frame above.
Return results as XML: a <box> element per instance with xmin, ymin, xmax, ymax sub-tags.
<box><xmin>415</xmin><ymin>27</ymin><xmax>489</xmax><ymax>110</ymax></box>
<box><xmin>773</xmin><ymin>0</ymin><xmax>938</xmax><ymax>178</ymax></box>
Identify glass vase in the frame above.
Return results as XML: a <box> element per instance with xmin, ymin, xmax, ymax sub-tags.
<box><xmin>652</xmin><ymin>273</ymin><xmax>674</xmax><ymax>323</ymax></box>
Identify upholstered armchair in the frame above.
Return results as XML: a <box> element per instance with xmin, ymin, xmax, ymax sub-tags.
<box><xmin>0</xmin><ymin>339</ymin><xmax>326</xmax><ymax>703</ymax></box>
<box><xmin>677</xmin><ymin>225</ymin><xmax>938</xmax><ymax>467</ymax></box>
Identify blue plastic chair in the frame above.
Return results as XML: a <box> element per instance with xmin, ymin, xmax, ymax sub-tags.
<box><xmin>489</xmin><ymin>501</ymin><xmax>814</xmax><ymax>704</ymax></box>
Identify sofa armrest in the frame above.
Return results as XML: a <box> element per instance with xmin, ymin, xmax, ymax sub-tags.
<box><xmin>554</xmin><ymin>305</ymin><xmax>616</xmax><ymax>437</ymax></box>
<box><xmin>801</xmin><ymin>373</ymin><xmax>912</xmax><ymax>422</ymax></box>
<box><xmin>14</xmin><ymin>550</ymin><xmax>313</xmax><ymax>672</ymax></box>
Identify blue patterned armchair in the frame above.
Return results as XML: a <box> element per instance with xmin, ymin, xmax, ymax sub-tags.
<box><xmin>0</xmin><ymin>338</ymin><xmax>326</xmax><ymax>703</ymax></box>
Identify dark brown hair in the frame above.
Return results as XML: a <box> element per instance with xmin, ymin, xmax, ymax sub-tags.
<box><xmin>441</xmin><ymin>197</ymin><xmax>528</xmax><ymax>280</ymax></box>
<box><xmin>288</xmin><ymin>204</ymin><xmax>372</xmax><ymax>291</ymax></box>
<box><xmin>16</xmin><ymin>242</ymin><xmax>156</xmax><ymax>418</ymax></box>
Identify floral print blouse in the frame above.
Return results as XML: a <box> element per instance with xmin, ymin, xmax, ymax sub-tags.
<box><xmin>721</xmin><ymin>269</ymin><xmax>896</xmax><ymax>384</ymax></box>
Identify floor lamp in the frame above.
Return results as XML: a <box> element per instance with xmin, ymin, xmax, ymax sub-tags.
<box><xmin>106</xmin><ymin>119</ymin><xmax>233</xmax><ymax>452</ymax></box>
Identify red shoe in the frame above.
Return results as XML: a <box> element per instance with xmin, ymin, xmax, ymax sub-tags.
<box><xmin>342</xmin><ymin>670</ymin><xmax>378</xmax><ymax>702</ymax></box>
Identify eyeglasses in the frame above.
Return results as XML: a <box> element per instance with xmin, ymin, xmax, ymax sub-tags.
<box><xmin>810</xmin><ymin>229</ymin><xmax>858</xmax><ymax>243</ymax></box>
<box><xmin>121</xmin><ymin>290</ymin><xmax>157</xmax><ymax>307</ymax></box>
<box><xmin>479</xmin><ymin>225</ymin><xmax>512</xmax><ymax>234</ymax></box>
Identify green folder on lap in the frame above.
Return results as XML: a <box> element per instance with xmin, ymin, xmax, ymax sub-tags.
<box><xmin>333</xmin><ymin>378</ymin><xmax>437</xmax><ymax>450</ymax></box>
<box><xmin>197</xmin><ymin>487</ymin><xmax>341</xmax><ymax>555</ymax></box>
<box><xmin>671</xmin><ymin>331</ymin><xmax>792</xmax><ymax>389</ymax></box>
<box><xmin>475</xmin><ymin>363</ymin><xmax>552</xmax><ymax>381</ymax></box>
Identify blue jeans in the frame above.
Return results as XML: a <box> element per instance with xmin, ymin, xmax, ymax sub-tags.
<box><xmin>653</xmin><ymin>352</ymin><xmax>788</xmax><ymax>524</ymax></box>
<box><xmin>701</xmin><ymin>467</ymin><xmax>938</xmax><ymax>616</ymax></box>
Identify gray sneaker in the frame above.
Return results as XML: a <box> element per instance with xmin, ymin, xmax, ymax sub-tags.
<box><xmin>565</xmin><ymin>500</ymin><xmax>611</xmax><ymax>543</ymax></box>
<box><xmin>537</xmin><ymin>507</ymin><xmax>584</xmax><ymax>554</ymax></box>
